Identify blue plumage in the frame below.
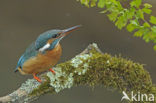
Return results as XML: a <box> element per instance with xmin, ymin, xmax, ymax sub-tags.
<box><xmin>15</xmin><ymin>29</ymin><xmax>62</xmax><ymax>72</ymax></box>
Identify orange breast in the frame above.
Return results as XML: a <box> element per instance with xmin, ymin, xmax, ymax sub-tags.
<box><xmin>21</xmin><ymin>44</ymin><xmax>62</xmax><ymax>74</ymax></box>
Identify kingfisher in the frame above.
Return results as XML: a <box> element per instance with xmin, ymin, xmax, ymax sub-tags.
<box><xmin>14</xmin><ymin>25</ymin><xmax>81</xmax><ymax>82</ymax></box>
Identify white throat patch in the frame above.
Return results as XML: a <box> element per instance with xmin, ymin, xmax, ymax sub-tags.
<box><xmin>39</xmin><ymin>43</ymin><xmax>50</xmax><ymax>52</ymax></box>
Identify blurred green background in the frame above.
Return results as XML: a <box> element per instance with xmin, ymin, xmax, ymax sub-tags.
<box><xmin>0</xmin><ymin>0</ymin><xmax>156</xmax><ymax>103</ymax></box>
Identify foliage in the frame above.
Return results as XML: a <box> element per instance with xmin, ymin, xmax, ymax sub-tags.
<box><xmin>77</xmin><ymin>0</ymin><xmax>156</xmax><ymax>51</ymax></box>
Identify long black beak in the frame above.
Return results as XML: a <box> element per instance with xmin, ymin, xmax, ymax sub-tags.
<box><xmin>57</xmin><ymin>25</ymin><xmax>81</xmax><ymax>39</ymax></box>
<box><xmin>63</xmin><ymin>25</ymin><xmax>81</xmax><ymax>34</ymax></box>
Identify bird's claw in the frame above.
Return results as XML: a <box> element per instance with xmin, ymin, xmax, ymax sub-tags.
<box><xmin>49</xmin><ymin>68</ymin><xmax>56</xmax><ymax>74</ymax></box>
<box><xmin>33</xmin><ymin>73</ymin><xmax>42</xmax><ymax>82</ymax></box>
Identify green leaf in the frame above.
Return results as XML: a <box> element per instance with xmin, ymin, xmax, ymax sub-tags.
<box><xmin>126</xmin><ymin>7</ymin><xmax>135</xmax><ymax>19</ymax></box>
<box><xmin>137</xmin><ymin>9</ymin><xmax>144</xmax><ymax>20</ymax></box>
<box><xmin>144</xmin><ymin>3</ymin><xmax>152</xmax><ymax>8</ymax></box>
<box><xmin>80</xmin><ymin>0</ymin><xmax>90</xmax><ymax>7</ymax></box>
<box><xmin>153</xmin><ymin>45</ymin><xmax>156</xmax><ymax>51</ymax></box>
<box><xmin>142</xmin><ymin>31</ymin><xmax>152</xmax><ymax>43</ymax></box>
<box><xmin>130</xmin><ymin>1</ymin><xmax>136</xmax><ymax>7</ymax></box>
<box><xmin>134</xmin><ymin>30</ymin><xmax>143</xmax><ymax>37</ymax></box>
<box><xmin>130</xmin><ymin>19</ymin><xmax>139</xmax><ymax>27</ymax></box>
<box><xmin>107</xmin><ymin>11</ymin><xmax>119</xmax><ymax>22</ymax></box>
<box><xmin>143</xmin><ymin>22</ymin><xmax>150</xmax><ymax>28</ymax></box>
<box><xmin>126</xmin><ymin>23</ymin><xmax>136</xmax><ymax>32</ymax></box>
<box><xmin>100</xmin><ymin>10</ymin><xmax>108</xmax><ymax>13</ymax></box>
<box><xmin>130</xmin><ymin>0</ymin><xmax>142</xmax><ymax>8</ymax></box>
<box><xmin>115</xmin><ymin>15</ymin><xmax>127</xmax><ymax>29</ymax></box>
<box><xmin>116</xmin><ymin>1</ymin><xmax>123</xmax><ymax>11</ymax></box>
<box><xmin>136</xmin><ymin>0</ymin><xmax>142</xmax><ymax>8</ymax></box>
<box><xmin>151</xmin><ymin>26</ymin><xmax>156</xmax><ymax>33</ymax></box>
<box><xmin>150</xmin><ymin>16</ymin><xmax>156</xmax><ymax>25</ymax></box>
<box><xmin>142</xmin><ymin>8</ymin><xmax>152</xmax><ymax>14</ymax></box>
<box><xmin>98</xmin><ymin>0</ymin><xmax>105</xmax><ymax>8</ymax></box>
<box><xmin>143</xmin><ymin>35</ymin><xmax>150</xmax><ymax>42</ymax></box>
<box><xmin>90</xmin><ymin>0</ymin><xmax>97</xmax><ymax>7</ymax></box>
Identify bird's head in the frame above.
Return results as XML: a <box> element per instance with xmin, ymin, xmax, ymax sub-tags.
<box><xmin>35</xmin><ymin>25</ymin><xmax>81</xmax><ymax>51</ymax></box>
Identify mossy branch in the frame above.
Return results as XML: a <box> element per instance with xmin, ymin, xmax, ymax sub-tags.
<box><xmin>0</xmin><ymin>43</ymin><xmax>155</xmax><ymax>103</ymax></box>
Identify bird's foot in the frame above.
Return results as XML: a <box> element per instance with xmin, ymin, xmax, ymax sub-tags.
<box><xmin>33</xmin><ymin>73</ymin><xmax>42</xmax><ymax>82</ymax></box>
<box><xmin>49</xmin><ymin>68</ymin><xmax>56</xmax><ymax>74</ymax></box>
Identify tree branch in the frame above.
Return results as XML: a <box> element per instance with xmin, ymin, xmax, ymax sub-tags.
<box><xmin>0</xmin><ymin>43</ymin><xmax>155</xmax><ymax>103</ymax></box>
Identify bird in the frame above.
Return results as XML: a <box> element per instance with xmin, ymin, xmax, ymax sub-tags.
<box><xmin>14</xmin><ymin>25</ymin><xmax>81</xmax><ymax>82</ymax></box>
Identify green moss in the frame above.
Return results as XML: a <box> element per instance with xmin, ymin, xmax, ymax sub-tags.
<box><xmin>57</xmin><ymin>61</ymin><xmax>75</xmax><ymax>75</ymax></box>
<box><xmin>29</xmin><ymin>76</ymin><xmax>54</xmax><ymax>96</ymax></box>
<box><xmin>73</xmin><ymin>48</ymin><xmax>156</xmax><ymax>103</ymax></box>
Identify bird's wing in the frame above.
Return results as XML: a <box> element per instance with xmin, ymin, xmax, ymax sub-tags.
<box><xmin>14</xmin><ymin>42</ymin><xmax>39</xmax><ymax>72</ymax></box>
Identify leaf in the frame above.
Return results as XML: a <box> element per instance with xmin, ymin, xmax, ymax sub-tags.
<box><xmin>98</xmin><ymin>0</ymin><xmax>105</xmax><ymax>8</ymax></box>
<box><xmin>135</xmin><ymin>0</ymin><xmax>142</xmax><ymax>8</ymax></box>
<box><xmin>154</xmin><ymin>45</ymin><xmax>156</xmax><ymax>51</ymax></box>
<box><xmin>144</xmin><ymin>3</ymin><xmax>152</xmax><ymax>8</ymax></box>
<box><xmin>91</xmin><ymin>0</ymin><xmax>97</xmax><ymax>7</ymax></box>
<box><xmin>142</xmin><ymin>8</ymin><xmax>152</xmax><ymax>14</ymax></box>
<box><xmin>130</xmin><ymin>1</ymin><xmax>135</xmax><ymax>7</ymax></box>
<box><xmin>150</xmin><ymin>16</ymin><xmax>156</xmax><ymax>25</ymax></box>
<box><xmin>127</xmin><ymin>7</ymin><xmax>135</xmax><ymax>19</ymax></box>
<box><xmin>137</xmin><ymin>9</ymin><xmax>144</xmax><ymax>20</ymax></box>
<box><xmin>107</xmin><ymin>11</ymin><xmax>119</xmax><ymax>22</ymax></box>
<box><xmin>100</xmin><ymin>10</ymin><xmax>108</xmax><ymax>13</ymax></box>
<box><xmin>130</xmin><ymin>19</ymin><xmax>139</xmax><ymax>27</ymax></box>
<box><xmin>130</xmin><ymin>0</ymin><xmax>142</xmax><ymax>8</ymax></box>
<box><xmin>115</xmin><ymin>15</ymin><xmax>127</xmax><ymax>29</ymax></box>
<box><xmin>126</xmin><ymin>23</ymin><xmax>136</xmax><ymax>32</ymax></box>
<box><xmin>143</xmin><ymin>34</ymin><xmax>150</xmax><ymax>42</ymax></box>
<box><xmin>80</xmin><ymin>0</ymin><xmax>90</xmax><ymax>7</ymax></box>
<box><xmin>134</xmin><ymin>30</ymin><xmax>143</xmax><ymax>37</ymax></box>
<box><xmin>151</xmin><ymin>26</ymin><xmax>156</xmax><ymax>33</ymax></box>
<box><xmin>143</xmin><ymin>22</ymin><xmax>150</xmax><ymax>28</ymax></box>
<box><xmin>116</xmin><ymin>1</ymin><xmax>123</xmax><ymax>11</ymax></box>
<box><xmin>142</xmin><ymin>31</ymin><xmax>153</xmax><ymax>43</ymax></box>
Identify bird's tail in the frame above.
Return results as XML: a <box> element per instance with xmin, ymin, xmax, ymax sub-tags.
<box><xmin>14</xmin><ymin>67</ymin><xmax>19</xmax><ymax>73</ymax></box>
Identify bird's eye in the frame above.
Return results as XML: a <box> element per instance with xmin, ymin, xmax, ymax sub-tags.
<box><xmin>53</xmin><ymin>34</ymin><xmax>60</xmax><ymax>38</ymax></box>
